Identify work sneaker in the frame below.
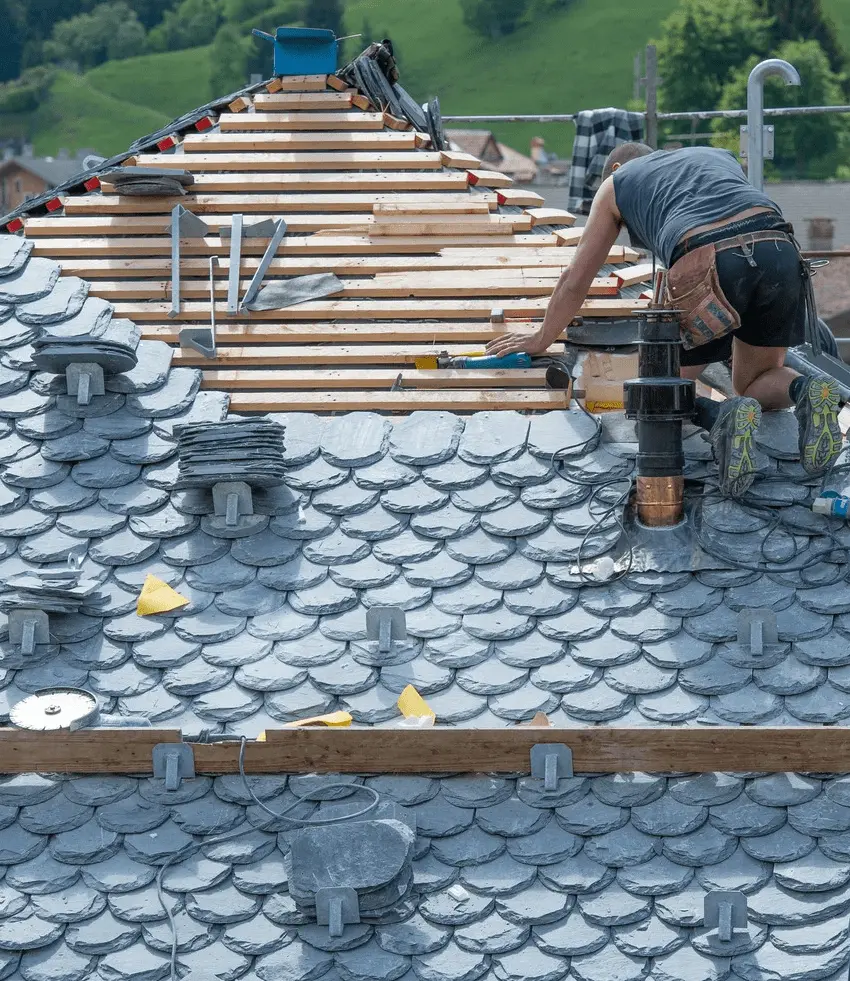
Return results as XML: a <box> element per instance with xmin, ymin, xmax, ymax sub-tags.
<box><xmin>794</xmin><ymin>374</ymin><xmax>843</xmax><ymax>476</ymax></box>
<box><xmin>708</xmin><ymin>396</ymin><xmax>762</xmax><ymax>498</ymax></box>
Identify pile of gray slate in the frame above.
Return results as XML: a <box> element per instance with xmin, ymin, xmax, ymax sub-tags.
<box><xmin>0</xmin><ymin>568</ymin><xmax>105</xmax><ymax>617</ymax></box>
<box><xmin>99</xmin><ymin>166</ymin><xmax>194</xmax><ymax>197</ymax></box>
<box><xmin>174</xmin><ymin>419</ymin><xmax>287</xmax><ymax>489</ymax></box>
<box><xmin>286</xmin><ymin>817</ymin><xmax>417</xmax><ymax>923</ymax></box>
<box><xmin>31</xmin><ymin>326</ymin><xmax>139</xmax><ymax>375</ymax></box>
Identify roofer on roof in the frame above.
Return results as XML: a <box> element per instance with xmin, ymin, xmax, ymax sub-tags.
<box><xmin>486</xmin><ymin>143</ymin><xmax>844</xmax><ymax>498</ymax></box>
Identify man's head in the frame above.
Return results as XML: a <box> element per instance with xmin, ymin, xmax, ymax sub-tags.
<box><xmin>601</xmin><ymin>141</ymin><xmax>654</xmax><ymax>182</ymax></box>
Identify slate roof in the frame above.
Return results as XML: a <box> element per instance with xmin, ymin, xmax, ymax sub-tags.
<box><xmin>2</xmin><ymin>62</ymin><xmax>850</xmax><ymax>981</ymax></box>
<box><xmin>3</xmin><ymin>770</ymin><xmax>850</xmax><ymax>981</ymax></box>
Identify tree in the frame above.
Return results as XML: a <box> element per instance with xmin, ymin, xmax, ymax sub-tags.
<box><xmin>209</xmin><ymin>21</ymin><xmax>251</xmax><ymax>95</ymax></box>
<box><xmin>713</xmin><ymin>40</ymin><xmax>850</xmax><ymax>178</ymax></box>
<box><xmin>460</xmin><ymin>0</ymin><xmax>531</xmax><ymax>39</ymax></box>
<box><xmin>758</xmin><ymin>0</ymin><xmax>846</xmax><ymax>78</ymax></box>
<box><xmin>43</xmin><ymin>2</ymin><xmax>148</xmax><ymax>71</ymax></box>
<box><xmin>654</xmin><ymin>0</ymin><xmax>773</xmax><ymax>112</ymax></box>
<box><xmin>148</xmin><ymin>0</ymin><xmax>223</xmax><ymax>52</ymax></box>
<box><xmin>302</xmin><ymin>0</ymin><xmax>344</xmax><ymax>36</ymax></box>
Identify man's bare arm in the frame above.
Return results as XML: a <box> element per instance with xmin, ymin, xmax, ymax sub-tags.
<box><xmin>485</xmin><ymin>177</ymin><xmax>623</xmax><ymax>356</ymax></box>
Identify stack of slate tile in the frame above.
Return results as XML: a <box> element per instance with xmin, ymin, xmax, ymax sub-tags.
<box><xmin>0</xmin><ymin>568</ymin><xmax>105</xmax><ymax>617</ymax></box>
<box><xmin>174</xmin><ymin>419</ymin><xmax>287</xmax><ymax>489</ymax></box>
<box><xmin>287</xmin><ymin>816</ymin><xmax>417</xmax><ymax>923</ymax></box>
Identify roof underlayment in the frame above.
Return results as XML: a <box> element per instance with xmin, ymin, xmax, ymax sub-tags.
<box><xmin>0</xmin><ymin>66</ymin><xmax>849</xmax><ymax>981</ymax></box>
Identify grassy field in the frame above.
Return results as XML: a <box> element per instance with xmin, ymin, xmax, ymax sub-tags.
<box><xmin>30</xmin><ymin>72</ymin><xmax>169</xmax><ymax>157</ymax></box>
<box><xmin>3</xmin><ymin>0</ymin><xmax>847</xmax><ymax>159</ymax></box>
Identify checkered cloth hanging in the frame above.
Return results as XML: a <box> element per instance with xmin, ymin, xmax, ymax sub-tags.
<box><xmin>568</xmin><ymin>108</ymin><xmax>644</xmax><ymax>215</ymax></box>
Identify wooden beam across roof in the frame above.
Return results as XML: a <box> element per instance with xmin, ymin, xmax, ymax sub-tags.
<box><xmin>64</xmin><ymin>192</ymin><xmax>499</xmax><ymax>216</ymax></box>
<box><xmin>218</xmin><ymin>111</ymin><xmax>385</xmax><ymax>131</ymax></box>
<box><xmin>104</xmin><ymin>172</ymin><xmax>472</xmax><ymax>193</ymax></box>
<box><xmin>24</xmin><ymin>213</ymin><xmax>532</xmax><ymax>236</ymax></box>
<box><xmin>3</xmin><ymin>726</ymin><xmax>850</xmax><ymax>775</ymax></box>
<box><xmin>199</xmin><ymin>368</ymin><xmax>549</xmax><ymax>390</ymax></box>
<box><xmin>59</xmin><ymin>249</ymin><xmax>643</xmax><ymax>280</ymax></box>
<box><xmin>252</xmin><ymin>91</ymin><xmax>354</xmax><ymax>109</ymax></box>
<box><xmin>112</xmin><ymin>297</ymin><xmax>649</xmax><ymax>321</ymax></box>
<box><xmin>127</xmin><ymin>151</ymin><xmax>446</xmax><ymax>172</ymax></box>
<box><xmin>140</xmin><ymin>321</ymin><xmax>551</xmax><ymax>345</ymax></box>
<box><xmin>223</xmin><ymin>390</ymin><xmax>568</xmax><ymax>412</ymax></box>
<box><xmin>181</xmin><ymin>131</ymin><xmax>425</xmax><ymax>152</ymax></box>
<box><xmin>85</xmin><ymin>274</ymin><xmax>623</xmax><ymax>302</ymax></box>
<box><xmin>32</xmin><ymin>233</ymin><xmax>563</xmax><ymax>257</ymax></box>
<box><xmin>263</xmin><ymin>74</ymin><xmax>329</xmax><ymax>91</ymax></box>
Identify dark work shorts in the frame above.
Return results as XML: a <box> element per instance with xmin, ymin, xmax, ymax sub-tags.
<box><xmin>669</xmin><ymin>215</ymin><xmax>807</xmax><ymax>368</ymax></box>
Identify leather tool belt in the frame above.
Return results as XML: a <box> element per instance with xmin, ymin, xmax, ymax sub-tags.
<box><xmin>666</xmin><ymin>229</ymin><xmax>793</xmax><ymax>350</ymax></box>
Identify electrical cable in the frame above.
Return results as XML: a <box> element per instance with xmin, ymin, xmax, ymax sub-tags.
<box><xmin>156</xmin><ymin>736</ymin><xmax>383</xmax><ymax>980</ymax></box>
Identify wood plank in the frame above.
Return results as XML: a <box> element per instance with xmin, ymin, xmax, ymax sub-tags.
<box><xmin>4</xmin><ymin>726</ymin><xmax>850</xmax><ymax>775</ymax></box>
<box><xmin>262</xmin><ymin>75</ymin><xmax>329</xmax><ymax>92</ymax></box>
<box><xmin>382</xmin><ymin>112</ymin><xmax>411</xmax><ymax>131</ymax></box>
<box><xmin>441</xmin><ymin>150</ymin><xmax>482</xmax><ymax>168</ymax></box>
<box><xmin>34</xmin><ymin>234</ymin><xmax>559</xmax><ymax>258</ymax></box>
<box><xmin>201</xmin><ymin>368</ymin><xmax>549</xmax><ymax>389</ymax></box>
<box><xmin>227</xmin><ymin>96</ymin><xmax>251</xmax><ymax>113</ymax></box>
<box><xmin>615</xmin><ymin>262</ymin><xmax>656</xmax><ymax>287</ymax></box>
<box><xmin>525</xmin><ymin>207</ymin><xmax>577</xmax><ymax>227</ymax></box>
<box><xmin>104</xmin><ymin>172</ymin><xmax>470</xmax><ymax>193</ymax></box>
<box><xmin>326</xmin><ymin>74</ymin><xmax>350</xmax><ymax>92</ymax></box>
<box><xmin>58</xmin><ymin>251</ymin><xmax>604</xmax><ymax>279</ymax></box>
<box><xmin>467</xmin><ymin>170</ymin><xmax>513</xmax><ymax>188</ymax></box>
<box><xmin>28</xmin><ymin>213</ymin><xmax>530</xmax><ymax>237</ymax></box>
<box><xmin>554</xmin><ymin>228</ymin><xmax>584</xmax><ymax>246</ymax></box>
<box><xmin>182</xmin><ymin>131</ymin><xmax>418</xmax><ymax>152</ymax></box>
<box><xmin>497</xmin><ymin>188</ymin><xmax>545</xmax><ymax>207</ymax></box>
<box><xmin>129</xmin><ymin>151</ymin><xmax>445</xmax><ymax>172</ymax></box>
<box><xmin>65</xmin><ymin>192</ymin><xmax>496</xmax><ymax>216</ymax></box>
<box><xmin>254</xmin><ymin>91</ymin><xmax>354</xmax><ymax>109</ymax></box>
<box><xmin>87</xmin><ymin>273</ymin><xmax>616</xmax><ymax>301</ymax></box>
<box><xmin>115</xmin><ymin>297</ymin><xmax>649</xmax><ymax>321</ymax></box>
<box><xmin>352</xmin><ymin>94</ymin><xmax>371</xmax><ymax>110</ymax></box>
<box><xmin>140</xmin><ymin>321</ymin><xmax>571</xmax><ymax>344</ymax></box>
<box><xmin>369</xmin><ymin>214</ymin><xmax>531</xmax><ymax>236</ymax></box>
<box><xmin>173</xmin><ymin>342</ymin><xmax>563</xmax><ymax>367</ymax></box>
<box><xmin>219</xmin><ymin>111</ymin><xmax>386</xmax><ymax>131</ymax></box>
<box><xmin>224</xmin><ymin>389</ymin><xmax>568</xmax><ymax>412</ymax></box>
<box><xmin>372</xmin><ymin>200</ymin><xmax>493</xmax><ymax>216</ymax></box>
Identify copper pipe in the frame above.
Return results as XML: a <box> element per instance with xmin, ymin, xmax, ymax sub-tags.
<box><xmin>636</xmin><ymin>475</ymin><xmax>684</xmax><ymax>527</ymax></box>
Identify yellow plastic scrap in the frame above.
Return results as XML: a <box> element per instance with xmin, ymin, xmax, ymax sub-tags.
<box><xmin>282</xmin><ymin>711</ymin><xmax>353</xmax><ymax>728</ymax></box>
<box><xmin>136</xmin><ymin>575</ymin><xmax>189</xmax><ymax>616</ymax></box>
<box><xmin>397</xmin><ymin>684</ymin><xmax>436</xmax><ymax>723</ymax></box>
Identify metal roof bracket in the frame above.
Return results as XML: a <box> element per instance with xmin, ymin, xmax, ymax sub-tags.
<box><xmin>212</xmin><ymin>481</ymin><xmax>254</xmax><ymax>527</ymax></box>
<box><xmin>704</xmin><ymin>890</ymin><xmax>747</xmax><ymax>943</ymax></box>
<box><xmin>167</xmin><ymin>205</ymin><xmax>210</xmax><ymax>319</ymax></box>
<box><xmin>737</xmin><ymin>608</ymin><xmax>778</xmax><ymax>655</ymax></box>
<box><xmin>179</xmin><ymin>255</ymin><xmax>218</xmax><ymax>358</ymax></box>
<box><xmin>240</xmin><ymin>219</ymin><xmax>287</xmax><ymax>310</ymax></box>
<box><xmin>530</xmin><ymin>743</ymin><xmax>573</xmax><ymax>792</ymax></box>
<box><xmin>152</xmin><ymin>742</ymin><xmax>195</xmax><ymax>791</ymax></box>
<box><xmin>65</xmin><ymin>363</ymin><xmax>105</xmax><ymax>406</ymax></box>
<box><xmin>366</xmin><ymin>606</ymin><xmax>407</xmax><ymax>652</ymax></box>
<box><xmin>8</xmin><ymin>610</ymin><xmax>50</xmax><ymax>655</ymax></box>
<box><xmin>227</xmin><ymin>214</ymin><xmax>243</xmax><ymax>316</ymax></box>
<box><xmin>316</xmin><ymin>887</ymin><xmax>360</xmax><ymax>938</ymax></box>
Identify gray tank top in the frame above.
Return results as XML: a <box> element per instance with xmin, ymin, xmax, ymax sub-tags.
<box><xmin>612</xmin><ymin>146</ymin><xmax>781</xmax><ymax>266</ymax></box>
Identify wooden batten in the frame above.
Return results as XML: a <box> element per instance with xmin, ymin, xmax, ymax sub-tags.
<box><xmin>105</xmin><ymin>172</ymin><xmax>471</xmax><ymax>194</ymax></box>
<box><xmin>218</xmin><ymin>111</ymin><xmax>386</xmax><ymax>131</ymax></box>
<box><xmin>181</xmin><ymin>131</ymin><xmax>419</xmax><ymax>152</ymax></box>
<box><xmin>525</xmin><ymin>207</ymin><xmax>578</xmax><ymax>227</ymax></box>
<box><xmin>129</xmin><ymin>151</ymin><xmax>446</xmax><ymax>172</ymax></box>
<box><xmin>4</xmin><ymin>727</ymin><xmax>850</xmax><ymax>775</ymax></box>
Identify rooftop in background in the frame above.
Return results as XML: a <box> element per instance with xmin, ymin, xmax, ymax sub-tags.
<box><xmin>445</xmin><ymin>128</ymin><xmax>538</xmax><ymax>183</ymax></box>
<box><xmin>0</xmin><ymin>148</ymin><xmax>99</xmax><ymax>214</ymax></box>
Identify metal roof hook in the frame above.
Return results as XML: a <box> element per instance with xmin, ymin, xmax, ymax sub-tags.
<box><xmin>746</xmin><ymin>59</ymin><xmax>800</xmax><ymax>192</ymax></box>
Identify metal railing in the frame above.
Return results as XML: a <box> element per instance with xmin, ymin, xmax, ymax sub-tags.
<box><xmin>442</xmin><ymin>104</ymin><xmax>850</xmax><ymax>124</ymax></box>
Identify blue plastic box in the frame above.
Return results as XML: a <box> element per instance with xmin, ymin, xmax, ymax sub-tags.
<box><xmin>252</xmin><ymin>27</ymin><xmax>339</xmax><ymax>77</ymax></box>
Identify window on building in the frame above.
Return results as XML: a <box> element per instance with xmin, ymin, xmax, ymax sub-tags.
<box><xmin>14</xmin><ymin>179</ymin><xmax>21</xmax><ymax>194</ymax></box>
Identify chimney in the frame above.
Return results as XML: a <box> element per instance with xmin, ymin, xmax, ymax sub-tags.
<box><xmin>624</xmin><ymin>310</ymin><xmax>694</xmax><ymax>527</ymax></box>
<box><xmin>22</xmin><ymin>143</ymin><xmax>33</xmax><ymax>158</ymax></box>
<box><xmin>2</xmin><ymin>147</ymin><xmax>13</xmax><ymax>161</ymax></box>
<box><xmin>57</xmin><ymin>147</ymin><xmax>69</xmax><ymax>160</ymax></box>
<box><xmin>807</xmin><ymin>217</ymin><xmax>834</xmax><ymax>253</ymax></box>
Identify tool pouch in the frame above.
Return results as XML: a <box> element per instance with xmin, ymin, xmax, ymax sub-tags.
<box><xmin>665</xmin><ymin>243</ymin><xmax>741</xmax><ymax>350</ymax></box>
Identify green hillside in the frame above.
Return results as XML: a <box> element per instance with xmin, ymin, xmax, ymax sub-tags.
<box><xmin>6</xmin><ymin>0</ymin><xmax>678</xmax><ymax>158</ymax></box>
<box><xmin>3</xmin><ymin>0</ymin><xmax>847</xmax><ymax>160</ymax></box>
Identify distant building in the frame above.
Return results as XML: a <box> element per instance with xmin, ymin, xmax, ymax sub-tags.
<box><xmin>0</xmin><ymin>147</ymin><xmax>95</xmax><ymax>213</ymax></box>
<box><xmin>445</xmin><ymin>129</ymin><xmax>538</xmax><ymax>183</ymax></box>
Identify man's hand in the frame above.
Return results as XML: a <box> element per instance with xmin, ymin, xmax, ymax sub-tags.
<box><xmin>485</xmin><ymin>330</ymin><xmax>549</xmax><ymax>358</ymax></box>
